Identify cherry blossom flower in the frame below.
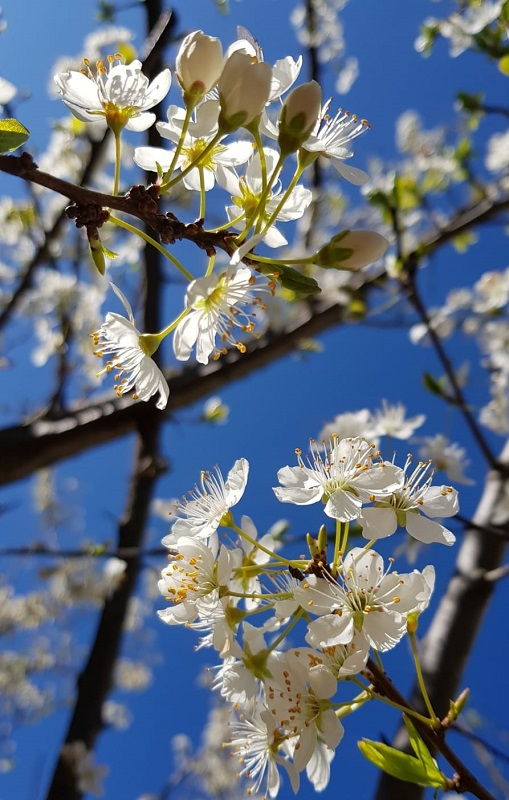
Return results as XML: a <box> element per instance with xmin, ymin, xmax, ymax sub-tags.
<box><xmin>134</xmin><ymin>99</ymin><xmax>252</xmax><ymax>192</ymax></box>
<box><xmin>301</xmin><ymin>100</ymin><xmax>371</xmax><ymax>184</ymax></box>
<box><xmin>265</xmin><ymin>648</ymin><xmax>343</xmax><ymax>774</ymax></box>
<box><xmin>218</xmin><ymin>148</ymin><xmax>312</xmax><ymax>247</ymax></box>
<box><xmin>225</xmin><ymin>29</ymin><xmax>302</xmax><ymax>102</ymax></box>
<box><xmin>274</xmin><ymin>436</ymin><xmax>403</xmax><ymax>521</ymax></box>
<box><xmin>91</xmin><ymin>285</ymin><xmax>169</xmax><ymax>410</ymax></box>
<box><xmin>228</xmin><ymin>708</ymin><xmax>299</xmax><ymax>799</ymax></box>
<box><xmin>164</xmin><ymin>458</ymin><xmax>249</xmax><ymax>545</ymax></box>
<box><xmin>358</xmin><ymin>457</ymin><xmax>458</xmax><ymax>545</ymax></box>
<box><xmin>370</xmin><ymin>401</ymin><xmax>425</xmax><ymax>440</ymax></box>
<box><xmin>54</xmin><ymin>56</ymin><xmax>171</xmax><ymax>132</ymax></box>
<box><xmin>297</xmin><ymin>548</ymin><xmax>431</xmax><ymax>652</ymax></box>
<box><xmin>418</xmin><ymin>434</ymin><xmax>473</xmax><ymax>485</ymax></box>
<box><xmin>175</xmin><ymin>30</ymin><xmax>223</xmax><ymax>104</ymax></box>
<box><xmin>172</xmin><ymin>264</ymin><xmax>272</xmax><ymax>364</ymax></box>
<box><xmin>158</xmin><ymin>538</ymin><xmax>240</xmax><ymax>626</ymax></box>
<box><xmin>218</xmin><ymin>51</ymin><xmax>272</xmax><ymax>131</ymax></box>
<box><xmin>61</xmin><ymin>741</ymin><xmax>108</xmax><ymax>797</ymax></box>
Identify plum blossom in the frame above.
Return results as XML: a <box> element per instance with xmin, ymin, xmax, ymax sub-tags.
<box><xmin>54</xmin><ymin>56</ymin><xmax>171</xmax><ymax>132</ymax></box>
<box><xmin>134</xmin><ymin>99</ymin><xmax>252</xmax><ymax>192</ymax></box>
<box><xmin>165</xmin><ymin>458</ymin><xmax>249</xmax><ymax>545</ymax></box>
<box><xmin>370</xmin><ymin>401</ymin><xmax>425</xmax><ymax>440</ymax></box>
<box><xmin>418</xmin><ymin>434</ymin><xmax>473</xmax><ymax>485</ymax></box>
<box><xmin>358</xmin><ymin>457</ymin><xmax>458</xmax><ymax>546</ymax></box>
<box><xmin>158</xmin><ymin>537</ymin><xmax>240</xmax><ymax>626</ymax></box>
<box><xmin>91</xmin><ymin>285</ymin><xmax>169</xmax><ymax>410</ymax></box>
<box><xmin>218</xmin><ymin>147</ymin><xmax>312</xmax><ymax>247</ymax></box>
<box><xmin>297</xmin><ymin>549</ymin><xmax>432</xmax><ymax>652</ymax></box>
<box><xmin>274</xmin><ymin>436</ymin><xmax>403</xmax><ymax>521</ymax></box>
<box><xmin>172</xmin><ymin>264</ymin><xmax>272</xmax><ymax>364</ymax></box>
<box><xmin>265</xmin><ymin>649</ymin><xmax>343</xmax><ymax>773</ymax></box>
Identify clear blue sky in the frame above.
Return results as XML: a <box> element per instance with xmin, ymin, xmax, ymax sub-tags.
<box><xmin>1</xmin><ymin>1</ymin><xmax>507</xmax><ymax>799</ymax></box>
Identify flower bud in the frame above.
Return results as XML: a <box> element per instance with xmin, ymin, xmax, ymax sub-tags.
<box><xmin>87</xmin><ymin>229</ymin><xmax>106</xmax><ymax>275</ymax></box>
<box><xmin>217</xmin><ymin>52</ymin><xmax>271</xmax><ymax>133</ymax></box>
<box><xmin>314</xmin><ymin>230</ymin><xmax>389</xmax><ymax>270</ymax></box>
<box><xmin>176</xmin><ymin>30</ymin><xmax>224</xmax><ymax>107</ymax></box>
<box><xmin>278</xmin><ymin>80</ymin><xmax>322</xmax><ymax>155</ymax></box>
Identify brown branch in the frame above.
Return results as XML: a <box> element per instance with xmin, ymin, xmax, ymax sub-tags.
<box><xmin>366</xmin><ymin>660</ymin><xmax>496</xmax><ymax>800</ymax></box>
<box><xmin>375</xmin><ymin>440</ymin><xmax>509</xmax><ymax>800</ymax></box>
<box><xmin>0</xmin><ymin>13</ymin><xmax>175</xmax><ymax>335</ymax></box>
<box><xmin>44</xmin><ymin>9</ymin><xmax>176</xmax><ymax>798</ymax></box>
<box><xmin>0</xmin><ymin>302</ymin><xmax>344</xmax><ymax>486</ymax></box>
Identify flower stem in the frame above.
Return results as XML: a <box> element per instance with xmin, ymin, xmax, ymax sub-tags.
<box><xmin>335</xmin><ymin>691</ymin><xmax>371</xmax><ymax>719</ymax></box>
<box><xmin>198</xmin><ymin>166</ymin><xmax>206</xmax><ymax>219</ymax></box>
<box><xmin>257</xmin><ymin>163</ymin><xmax>304</xmax><ymax>237</ymax></box>
<box><xmin>229</xmin><ymin>520</ymin><xmax>296</xmax><ymax>566</ymax></box>
<box><xmin>108</xmin><ymin>215</ymin><xmax>194</xmax><ymax>281</ymax></box>
<box><xmin>350</xmin><ymin>675</ymin><xmax>434</xmax><ymax>726</ymax></box>
<box><xmin>252</xmin><ymin>127</ymin><xmax>268</xmax><ymax>192</ymax></box>
<box><xmin>236</xmin><ymin>152</ymin><xmax>285</xmax><ymax>244</ymax></box>
<box><xmin>113</xmin><ymin>130</ymin><xmax>122</xmax><ymax>196</ymax></box>
<box><xmin>249</xmin><ymin>252</ymin><xmax>315</xmax><ymax>266</ymax></box>
<box><xmin>267</xmin><ymin>609</ymin><xmax>303</xmax><ymax>652</ymax></box>
<box><xmin>162</xmin><ymin>105</ymin><xmax>193</xmax><ymax>184</ymax></box>
<box><xmin>162</xmin><ymin>132</ymin><xmax>222</xmax><ymax>191</ymax></box>
<box><xmin>409</xmin><ymin>630</ymin><xmax>440</xmax><ymax>726</ymax></box>
<box><xmin>205</xmin><ymin>210</ymin><xmax>246</xmax><ymax>233</ymax></box>
<box><xmin>339</xmin><ymin>521</ymin><xmax>350</xmax><ymax>558</ymax></box>
<box><xmin>332</xmin><ymin>520</ymin><xmax>342</xmax><ymax>576</ymax></box>
<box><xmin>227</xmin><ymin>590</ymin><xmax>292</xmax><ymax>601</ymax></box>
<box><xmin>204</xmin><ymin>253</ymin><xmax>216</xmax><ymax>277</ymax></box>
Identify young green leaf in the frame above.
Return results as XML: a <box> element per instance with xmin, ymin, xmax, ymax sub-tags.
<box><xmin>358</xmin><ymin>739</ymin><xmax>448</xmax><ymax>789</ymax></box>
<box><xmin>0</xmin><ymin>119</ymin><xmax>30</xmax><ymax>153</ymax></box>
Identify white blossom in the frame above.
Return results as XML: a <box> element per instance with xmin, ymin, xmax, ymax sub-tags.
<box><xmin>92</xmin><ymin>284</ymin><xmax>169</xmax><ymax>410</ymax></box>
<box><xmin>54</xmin><ymin>56</ymin><xmax>171</xmax><ymax>132</ymax></box>
<box><xmin>164</xmin><ymin>459</ymin><xmax>249</xmax><ymax>544</ymax></box>
<box><xmin>274</xmin><ymin>436</ymin><xmax>403</xmax><ymax>521</ymax></box>
<box><xmin>371</xmin><ymin>401</ymin><xmax>425</xmax><ymax>440</ymax></box>
<box><xmin>358</xmin><ymin>456</ymin><xmax>458</xmax><ymax>546</ymax></box>
<box><xmin>418</xmin><ymin>434</ymin><xmax>473</xmax><ymax>485</ymax></box>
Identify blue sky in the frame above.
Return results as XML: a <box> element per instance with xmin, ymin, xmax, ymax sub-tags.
<box><xmin>1</xmin><ymin>1</ymin><xmax>508</xmax><ymax>799</ymax></box>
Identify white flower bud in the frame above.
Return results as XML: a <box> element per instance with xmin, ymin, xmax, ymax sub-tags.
<box><xmin>315</xmin><ymin>230</ymin><xmax>389</xmax><ymax>271</ymax></box>
<box><xmin>176</xmin><ymin>30</ymin><xmax>223</xmax><ymax>106</ymax></box>
<box><xmin>218</xmin><ymin>52</ymin><xmax>272</xmax><ymax>133</ymax></box>
<box><xmin>278</xmin><ymin>80</ymin><xmax>322</xmax><ymax>154</ymax></box>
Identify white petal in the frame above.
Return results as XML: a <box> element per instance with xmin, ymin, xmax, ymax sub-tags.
<box><xmin>406</xmin><ymin>512</ymin><xmax>456</xmax><ymax>545</ymax></box>
<box><xmin>324</xmin><ymin>489</ymin><xmax>362</xmax><ymax>521</ymax></box>
<box><xmin>363</xmin><ymin>611</ymin><xmax>406</xmax><ymax>652</ymax></box>
<box><xmin>226</xmin><ymin>458</ymin><xmax>249</xmax><ymax>505</ymax></box>
<box><xmin>110</xmin><ymin>282</ymin><xmax>135</xmax><ymax>322</ymax></box>
<box><xmin>330</xmin><ymin>159</ymin><xmax>369</xmax><ymax>185</ymax></box>
<box><xmin>306</xmin><ymin>615</ymin><xmax>354</xmax><ymax>647</ymax></box>
<box><xmin>173</xmin><ymin>312</ymin><xmax>200</xmax><ymax>361</ymax></box>
<box><xmin>309</xmin><ymin>665</ymin><xmax>337</xmax><ymax>699</ymax></box>
<box><xmin>134</xmin><ymin>146</ymin><xmax>173</xmax><ymax>171</ymax></box>
<box><xmin>126</xmin><ymin>112</ymin><xmax>156</xmax><ymax>132</ymax></box>
<box><xmin>319</xmin><ymin>709</ymin><xmax>344</xmax><ymax>749</ymax></box>
<box><xmin>420</xmin><ymin>486</ymin><xmax>459</xmax><ymax>518</ymax></box>
<box><xmin>358</xmin><ymin>506</ymin><xmax>398</xmax><ymax>540</ymax></box>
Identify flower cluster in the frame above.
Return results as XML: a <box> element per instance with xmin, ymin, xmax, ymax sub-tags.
<box><xmin>157</xmin><ymin>435</ymin><xmax>459</xmax><ymax>797</ymax></box>
<box><xmin>53</xmin><ymin>29</ymin><xmax>389</xmax><ymax>410</ymax></box>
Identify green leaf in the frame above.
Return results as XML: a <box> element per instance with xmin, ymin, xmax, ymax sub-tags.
<box><xmin>404</xmin><ymin>717</ymin><xmax>442</xmax><ymax>781</ymax></box>
<box><xmin>358</xmin><ymin>739</ymin><xmax>447</xmax><ymax>789</ymax></box>
<box><xmin>422</xmin><ymin>372</ymin><xmax>447</xmax><ymax>397</ymax></box>
<box><xmin>0</xmin><ymin>118</ymin><xmax>30</xmax><ymax>153</ymax></box>
<box><xmin>498</xmin><ymin>55</ymin><xmax>509</xmax><ymax>75</ymax></box>
<box><xmin>452</xmin><ymin>230</ymin><xmax>477</xmax><ymax>253</ymax></box>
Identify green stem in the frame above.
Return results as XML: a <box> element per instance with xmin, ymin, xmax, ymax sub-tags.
<box><xmin>113</xmin><ymin>130</ymin><xmax>121</xmax><ymax>196</ymax></box>
<box><xmin>198</xmin><ymin>166</ymin><xmax>206</xmax><ymax>219</ymax></box>
<box><xmin>205</xmin><ymin>210</ymin><xmax>246</xmax><ymax>233</ymax></box>
<box><xmin>257</xmin><ymin>163</ymin><xmax>304</xmax><ymax>237</ymax></box>
<box><xmin>332</xmin><ymin>520</ymin><xmax>342</xmax><ymax>576</ymax></box>
<box><xmin>162</xmin><ymin>132</ymin><xmax>222</xmax><ymax>191</ymax></box>
<box><xmin>409</xmin><ymin>630</ymin><xmax>440</xmax><ymax>726</ymax></box>
<box><xmin>249</xmin><ymin>252</ymin><xmax>315</xmax><ymax>266</ymax></box>
<box><xmin>339</xmin><ymin>521</ymin><xmax>350</xmax><ymax>558</ymax></box>
<box><xmin>335</xmin><ymin>691</ymin><xmax>371</xmax><ymax>719</ymax></box>
<box><xmin>350</xmin><ymin>676</ymin><xmax>434</xmax><ymax>726</ymax></box>
<box><xmin>229</xmin><ymin>520</ymin><xmax>295</xmax><ymax>566</ymax></box>
<box><xmin>267</xmin><ymin>609</ymin><xmax>303</xmax><ymax>652</ymax></box>
<box><xmin>204</xmin><ymin>253</ymin><xmax>216</xmax><ymax>277</ymax></box>
<box><xmin>236</xmin><ymin>152</ymin><xmax>285</xmax><ymax>244</ymax></box>
<box><xmin>252</xmin><ymin>127</ymin><xmax>268</xmax><ymax>193</ymax></box>
<box><xmin>162</xmin><ymin>105</ymin><xmax>193</xmax><ymax>184</ymax></box>
<box><xmin>244</xmin><ymin>602</ymin><xmax>275</xmax><ymax>617</ymax></box>
<box><xmin>227</xmin><ymin>590</ymin><xmax>292</xmax><ymax>601</ymax></box>
<box><xmin>156</xmin><ymin>307</ymin><xmax>190</xmax><ymax>339</ymax></box>
<box><xmin>108</xmin><ymin>215</ymin><xmax>194</xmax><ymax>281</ymax></box>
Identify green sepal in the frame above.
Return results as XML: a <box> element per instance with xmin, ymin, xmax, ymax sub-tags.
<box><xmin>257</xmin><ymin>262</ymin><xmax>320</xmax><ymax>295</ymax></box>
<box><xmin>358</xmin><ymin>736</ymin><xmax>447</xmax><ymax>789</ymax></box>
<box><xmin>0</xmin><ymin>119</ymin><xmax>30</xmax><ymax>153</ymax></box>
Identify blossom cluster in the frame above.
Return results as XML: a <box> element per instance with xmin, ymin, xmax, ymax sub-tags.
<box><xmin>157</xmin><ymin>435</ymin><xmax>459</xmax><ymax>797</ymax></box>
<box><xmin>51</xmin><ymin>28</ymin><xmax>390</xmax><ymax>410</ymax></box>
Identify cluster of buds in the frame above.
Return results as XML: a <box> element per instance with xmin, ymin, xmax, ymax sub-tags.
<box><xmin>156</xmin><ymin>435</ymin><xmax>459</xmax><ymax>797</ymax></box>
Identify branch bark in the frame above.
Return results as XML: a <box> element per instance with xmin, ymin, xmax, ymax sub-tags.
<box><xmin>375</xmin><ymin>440</ymin><xmax>509</xmax><ymax>800</ymax></box>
